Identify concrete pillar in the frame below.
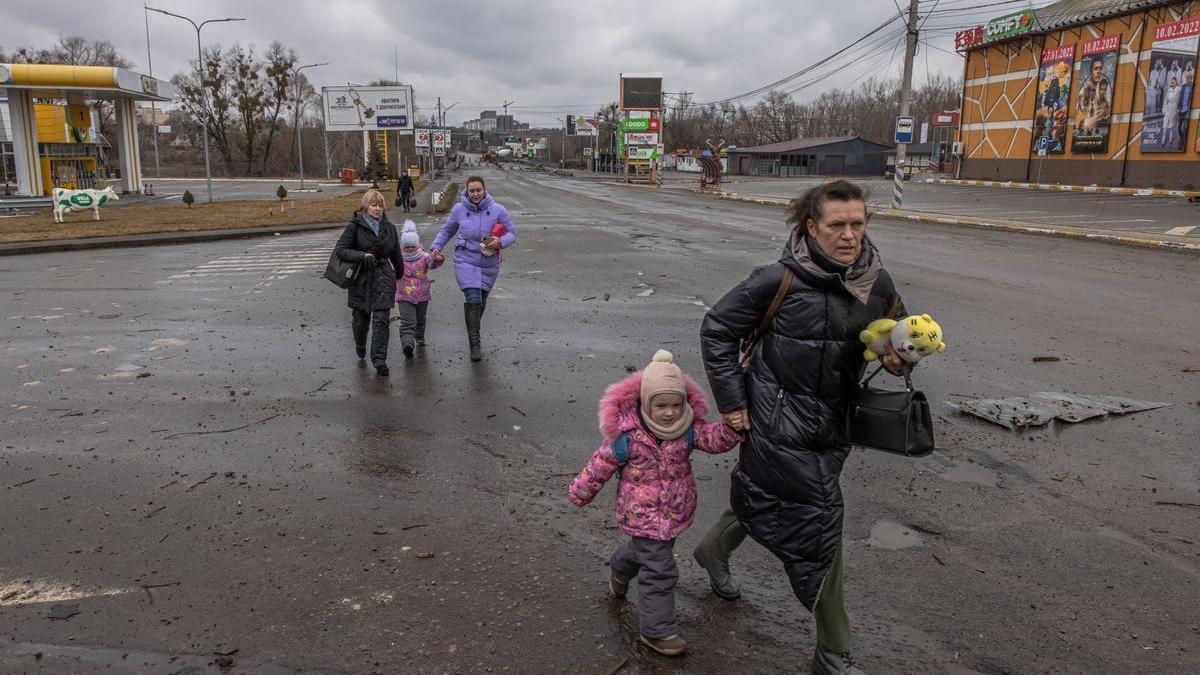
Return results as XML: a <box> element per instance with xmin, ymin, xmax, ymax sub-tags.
<box><xmin>6</xmin><ymin>89</ymin><xmax>42</xmax><ymax>196</ymax></box>
<box><xmin>113</xmin><ymin>97</ymin><xmax>141</xmax><ymax>194</ymax></box>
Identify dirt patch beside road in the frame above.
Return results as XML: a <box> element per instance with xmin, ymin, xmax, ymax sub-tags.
<box><xmin>0</xmin><ymin>182</ymin><xmax>426</xmax><ymax>243</ymax></box>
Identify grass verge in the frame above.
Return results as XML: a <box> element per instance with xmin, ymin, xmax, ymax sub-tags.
<box><xmin>0</xmin><ymin>181</ymin><xmax>426</xmax><ymax>244</ymax></box>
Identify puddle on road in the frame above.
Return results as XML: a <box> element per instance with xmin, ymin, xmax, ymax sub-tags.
<box><xmin>866</xmin><ymin>520</ymin><xmax>925</xmax><ymax>550</ymax></box>
<box><xmin>939</xmin><ymin>462</ymin><xmax>998</xmax><ymax>487</ymax></box>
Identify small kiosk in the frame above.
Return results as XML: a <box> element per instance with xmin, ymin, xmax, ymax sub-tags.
<box><xmin>0</xmin><ymin>63</ymin><xmax>175</xmax><ymax>196</ymax></box>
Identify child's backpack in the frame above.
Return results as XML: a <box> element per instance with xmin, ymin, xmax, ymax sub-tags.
<box><xmin>610</xmin><ymin>425</ymin><xmax>695</xmax><ymax>470</ymax></box>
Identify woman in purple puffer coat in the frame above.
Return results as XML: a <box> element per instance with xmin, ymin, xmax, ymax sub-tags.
<box><xmin>430</xmin><ymin>175</ymin><xmax>516</xmax><ymax>362</ymax></box>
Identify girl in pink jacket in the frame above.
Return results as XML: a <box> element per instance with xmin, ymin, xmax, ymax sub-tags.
<box><xmin>394</xmin><ymin>221</ymin><xmax>442</xmax><ymax>359</ymax></box>
<box><xmin>569</xmin><ymin>350</ymin><xmax>741</xmax><ymax>656</ymax></box>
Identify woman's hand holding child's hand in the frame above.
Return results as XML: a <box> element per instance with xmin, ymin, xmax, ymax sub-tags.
<box><xmin>722</xmin><ymin>409</ymin><xmax>750</xmax><ymax>431</ymax></box>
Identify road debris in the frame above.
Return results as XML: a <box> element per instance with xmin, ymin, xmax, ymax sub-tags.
<box><xmin>47</xmin><ymin>603</ymin><xmax>80</xmax><ymax>620</ymax></box>
<box><xmin>950</xmin><ymin>392</ymin><xmax>1169</xmax><ymax>429</ymax></box>
<box><xmin>165</xmin><ymin>413</ymin><xmax>281</xmax><ymax>439</ymax></box>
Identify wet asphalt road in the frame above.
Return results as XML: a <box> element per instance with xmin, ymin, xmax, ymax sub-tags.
<box><xmin>696</xmin><ymin>174</ymin><xmax>1200</xmax><ymax>238</ymax></box>
<box><xmin>2</xmin><ymin>167</ymin><xmax>1198</xmax><ymax>674</ymax></box>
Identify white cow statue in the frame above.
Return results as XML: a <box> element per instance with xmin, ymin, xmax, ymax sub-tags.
<box><xmin>53</xmin><ymin>186</ymin><xmax>119</xmax><ymax>222</ymax></box>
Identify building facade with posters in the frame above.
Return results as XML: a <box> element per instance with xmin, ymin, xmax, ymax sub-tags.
<box><xmin>955</xmin><ymin>0</ymin><xmax>1200</xmax><ymax>189</ymax></box>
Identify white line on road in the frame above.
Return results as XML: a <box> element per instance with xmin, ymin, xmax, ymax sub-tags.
<box><xmin>1165</xmin><ymin>226</ymin><xmax>1196</xmax><ymax>236</ymax></box>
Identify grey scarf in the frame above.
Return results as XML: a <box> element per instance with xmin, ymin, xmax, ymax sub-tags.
<box><xmin>790</xmin><ymin>232</ymin><xmax>882</xmax><ymax>305</ymax></box>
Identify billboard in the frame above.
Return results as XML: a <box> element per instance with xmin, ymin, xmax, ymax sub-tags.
<box><xmin>1071</xmin><ymin>35</ymin><xmax>1121</xmax><ymax>154</ymax></box>
<box><xmin>573</xmin><ymin>115</ymin><xmax>599</xmax><ymax>136</ymax></box>
<box><xmin>322</xmin><ymin>85</ymin><xmax>414</xmax><ymax>132</ymax></box>
<box><xmin>1140</xmin><ymin>18</ymin><xmax>1199</xmax><ymax>153</ymax></box>
<box><xmin>1031</xmin><ymin>44</ymin><xmax>1075</xmax><ymax>155</ymax></box>
<box><xmin>620</xmin><ymin>72</ymin><xmax>663</xmax><ymax>109</ymax></box>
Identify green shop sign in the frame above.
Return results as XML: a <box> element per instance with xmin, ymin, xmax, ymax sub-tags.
<box><xmin>985</xmin><ymin>9</ymin><xmax>1034</xmax><ymax>42</ymax></box>
<box><xmin>621</xmin><ymin>117</ymin><xmax>650</xmax><ymax>132</ymax></box>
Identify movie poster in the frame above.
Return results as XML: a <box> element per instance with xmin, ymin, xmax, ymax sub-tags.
<box><xmin>1140</xmin><ymin>17</ymin><xmax>1199</xmax><ymax>153</ymax></box>
<box><xmin>1032</xmin><ymin>44</ymin><xmax>1075</xmax><ymax>154</ymax></box>
<box><xmin>1071</xmin><ymin>35</ymin><xmax>1121</xmax><ymax>153</ymax></box>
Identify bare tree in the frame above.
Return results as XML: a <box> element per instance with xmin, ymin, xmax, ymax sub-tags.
<box><xmin>260</xmin><ymin>42</ymin><xmax>296</xmax><ymax>175</ymax></box>
<box><xmin>172</xmin><ymin>45</ymin><xmax>236</xmax><ymax>175</ymax></box>
<box><xmin>228</xmin><ymin>44</ymin><xmax>267</xmax><ymax>175</ymax></box>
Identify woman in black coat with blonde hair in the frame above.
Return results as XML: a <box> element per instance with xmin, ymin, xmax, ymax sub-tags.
<box><xmin>334</xmin><ymin>189</ymin><xmax>404</xmax><ymax>375</ymax></box>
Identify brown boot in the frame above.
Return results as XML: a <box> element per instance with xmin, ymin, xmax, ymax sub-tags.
<box><xmin>639</xmin><ymin>633</ymin><xmax>687</xmax><ymax>657</ymax></box>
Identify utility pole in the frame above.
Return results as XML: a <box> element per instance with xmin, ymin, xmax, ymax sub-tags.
<box><xmin>892</xmin><ymin>0</ymin><xmax>919</xmax><ymax>209</ymax></box>
<box><xmin>143</xmin><ymin>3</ymin><xmax>161</xmax><ymax>180</ymax></box>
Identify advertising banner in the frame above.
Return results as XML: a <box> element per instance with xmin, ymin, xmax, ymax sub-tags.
<box><xmin>627</xmin><ymin>147</ymin><xmax>658</xmax><ymax>160</ymax></box>
<box><xmin>1032</xmin><ymin>44</ymin><xmax>1075</xmax><ymax>155</ymax></box>
<box><xmin>323</xmin><ymin>86</ymin><xmax>414</xmax><ymax>132</ymax></box>
<box><xmin>1140</xmin><ymin>18</ymin><xmax>1199</xmax><ymax>153</ymax></box>
<box><xmin>1071</xmin><ymin>35</ymin><xmax>1121</xmax><ymax>153</ymax></box>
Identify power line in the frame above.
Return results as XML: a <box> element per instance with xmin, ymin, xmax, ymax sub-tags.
<box><xmin>692</xmin><ymin>9</ymin><xmax>906</xmax><ymax>106</ymax></box>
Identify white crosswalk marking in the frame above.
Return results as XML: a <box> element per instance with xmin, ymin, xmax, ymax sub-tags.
<box><xmin>162</xmin><ymin>232</ymin><xmax>338</xmax><ymax>282</ymax></box>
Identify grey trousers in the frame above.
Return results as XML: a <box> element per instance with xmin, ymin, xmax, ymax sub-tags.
<box><xmin>396</xmin><ymin>301</ymin><xmax>428</xmax><ymax>349</ymax></box>
<box><xmin>352</xmin><ymin>308</ymin><xmax>391</xmax><ymax>366</ymax></box>
<box><xmin>611</xmin><ymin>537</ymin><xmax>678</xmax><ymax>639</ymax></box>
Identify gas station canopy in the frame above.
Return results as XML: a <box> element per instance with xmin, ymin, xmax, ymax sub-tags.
<box><xmin>1</xmin><ymin>63</ymin><xmax>177</xmax><ymax>196</ymax></box>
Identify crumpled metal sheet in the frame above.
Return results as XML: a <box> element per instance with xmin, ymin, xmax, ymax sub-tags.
<box><xmin>951</xmin><ymin>397</ymin><xmax>1056</xmax><ymax>430</ymax></box>
<box><xmin>951</xmin><ymin>392</ymin><xmax>1170</xmax><ymax>429</ymax></box>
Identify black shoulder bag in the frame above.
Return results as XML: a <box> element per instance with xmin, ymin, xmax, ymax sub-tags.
<box><xmin>323</xmin><ymin>249</ymin><xmax>361</xmax><ymax>288</ymax></box>
<box><xmin>846</xmin><ymin>364</ymin><xmax>934</xmax><ymax>457</ymax></box>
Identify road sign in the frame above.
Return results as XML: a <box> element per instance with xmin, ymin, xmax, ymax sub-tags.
<box><xmin>894</xmin><ymin>116</ymin><xmax>915</xmax><ymax>144</ymax></box>
<box><xmin>582</xmin><ymin>147</ymin><xmax>593</xmax><ymax>157</ymax></box>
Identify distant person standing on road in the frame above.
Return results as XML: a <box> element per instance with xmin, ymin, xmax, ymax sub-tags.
<box><xmin>334</xmin><ymin>189</ymin><xmax>404</xmax><ymax>376</ymax></box>
<box><xmin>397</xmin><ymin>172</ymin><xmax>414</xmax><ymax>213</ymax></box>
<box><xmin>694</xmin><ymin>180</ymin><xmax>906</xmax><ymax>675</ymax></box>
<box><xmin>430</xmin><ymin>175</ymin><xmax>516</xmax><ymax>362</ymax></box>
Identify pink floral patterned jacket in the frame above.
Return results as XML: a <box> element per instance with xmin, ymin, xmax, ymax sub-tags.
<box><xmin>568</xmin><ymin>371</ymin><xmax>741</xmax><ymax>541</ymax></box>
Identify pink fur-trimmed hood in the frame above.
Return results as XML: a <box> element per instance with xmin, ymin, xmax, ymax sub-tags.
<box><xmin>597</xmin><ymin>371</ymin><xmax>710</xmax><ymax>442</ymax></box>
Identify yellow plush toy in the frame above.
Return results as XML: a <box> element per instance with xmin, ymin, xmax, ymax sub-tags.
<box><xmin>860</xmin><ymin>314</ymin><xmax>946</xmax><ymax>364</ymax></box>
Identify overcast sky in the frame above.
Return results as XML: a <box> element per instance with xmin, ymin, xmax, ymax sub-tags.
<box><xmin>1</xmin><ymin>0</ymin><xmax>996</xmax><ymax>126</ymax></box>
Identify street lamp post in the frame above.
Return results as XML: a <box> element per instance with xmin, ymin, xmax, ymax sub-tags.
<box><xmin>292</xmin><ymin>62</ymin><xmax>328</xmax><ymax>189</ymax></box>
<box><xmin>146</xmin><ymin>7</ymin><xmax>244</xmax><ymax>203</ymax></box>
<box><xmin>307</xmin><ymin>92</ymin><xmax>331</xmax><ymax>180</ymax></box>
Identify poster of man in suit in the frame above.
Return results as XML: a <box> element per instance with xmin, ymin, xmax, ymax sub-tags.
<box><xmin>1071</xmin><ymin>35</ymin><xmax>1120</xmax><ymax>153</ymax></box>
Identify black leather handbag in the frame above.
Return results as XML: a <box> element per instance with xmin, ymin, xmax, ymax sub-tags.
<box><xmin>846</xmin><ymin>365</ymin><xmax>935</xmax><ymax>457</ymax></box>
<box><xmin>323</xmin><ymin>249</ymin><xmax>360</xmax><ymax>289</ymax></box>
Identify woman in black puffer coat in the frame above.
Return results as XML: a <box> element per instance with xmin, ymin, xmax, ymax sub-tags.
<box><xmin>696</xmin><ymin>180</ymin><xmax>906</xmax><ymax>675</ymax></box>
<box><xmin>334</xmin><ymin>189</ymin><xmax>404</xmax><ymax>375</ymax></box>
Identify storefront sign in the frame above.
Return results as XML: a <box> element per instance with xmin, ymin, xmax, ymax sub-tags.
<box><xmin>985</xmin><ymin>10</ymin><xmax>1035</xmax><ymax>42</ymax></box>
<box><xmin>622</xmin><ymin>117</ymin><xmax>650</xmax><ymax>132</ymax></box>
<box><xmin>1140</xmin><ymin>18</ymin><xmax>1200</xmax><ymax>153</ymax></box>
<box><xmin>625</xmin><ymin>132</ymin><xmax>658</xmax><ymax>146</ymax></box>
<box><xmin>955</xmin><ymin>26</ymin><xmax>984</xmax><ymax>51</ymax></box>
<box><xmin>1031</xmin><ymin>44</ymin><xmax>1075</xmax><ymax>155</ymax></box>
<box><xmin>627</xmin><ymin>146</ymin><xmax>658</xmax><ymax>160</ymax></box>
<box><xmin>1071</xmin><ymin>35</ymin><xmax>1121</xmax><ymax>153</ymax></box>
<box><xmin>932</xmin><ymin>110</ymin><xmax>960</xmax><ymax>126</ymax></box>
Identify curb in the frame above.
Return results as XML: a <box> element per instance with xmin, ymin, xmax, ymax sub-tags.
<box><xmin>920</xmin><ymin>177</ymin><xmax>1200</xmax><ymax>199</ymax></box>
<box><xmin>0</xmin><ymin>221</ymin><xmax>344</xmax><ymax>257</ymax></box>
<box><xmin>709</xmin><ymin>191</ymin><xmax>1200</xmax><ymax>254</ymax></box>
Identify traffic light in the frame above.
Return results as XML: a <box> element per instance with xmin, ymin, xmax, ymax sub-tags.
<box><xmin>566</xmin><ymin>116</ymin><xmax>576</xmax><ymax>136</ymax></box>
